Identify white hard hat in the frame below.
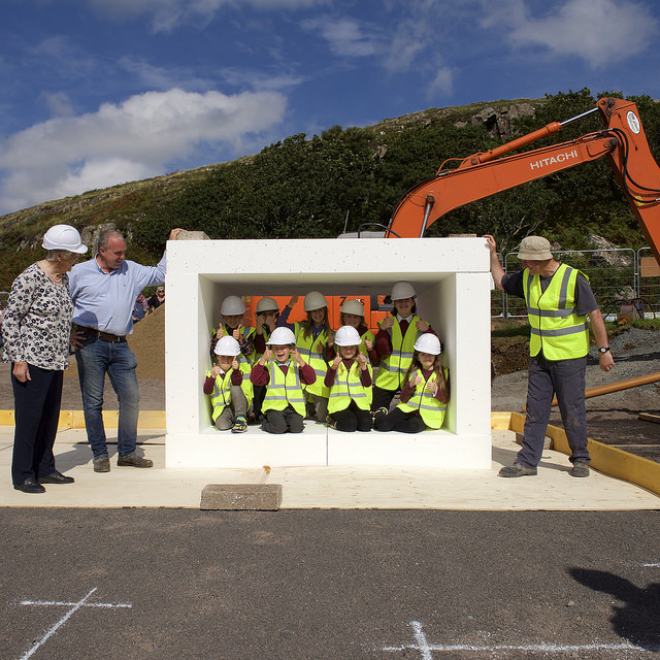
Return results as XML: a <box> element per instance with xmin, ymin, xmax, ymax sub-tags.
<box><xmin>340</xmin><ymin>299</ymin><xmax>365</xmax><ymax>317</ymax></box>
<box><xmin>334</xmin><ymin>325</ymin><xmax>362</xmax><ymax>347</ymax></box>
<box><xmin>391</xmin><ymin>281</ymin><xmax>416</xmax><ymax>301</ymax></box>
<box><xmin>214</xmin><ymin>335</ymin><xmax>241</xmax><ymax>356</ymax></box>
<box><xmin>256</xmin><ymin>297</ymin><xmax>279</xmax><ymax>314</ymax></box>
<box><xmin>303</xmin><ymin>291</ymin><xmax>328</xmax><ymax>312</ymax></box>
<box><xmin>267</xmin><ymin>327</ymin><xmax>296</xmax><ymax>346</ymax></box>
<box><xmin>414</xmin><ymin>333</ymin><xmax>442</xmax><ymax>355</ymax></box>
<box><xmin>220</xmin><ymin>295</ymin><xmax>245</xmax><ymax>316</ymax></box>
<box><xmin>42</xmin><ymin>224</ymin><xmax>88</xmax><ymax>254</ymax></box>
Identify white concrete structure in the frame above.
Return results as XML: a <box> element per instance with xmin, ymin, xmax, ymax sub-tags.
<box><xmin>165</xmin><ymin>238</ymin><xmax>492</xmax><ymax>469</ymax></box>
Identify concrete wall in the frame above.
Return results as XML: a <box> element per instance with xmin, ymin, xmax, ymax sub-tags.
<box><xmin>165</xmin><ymin>237</ymin><xmax>492</xmax><ymax>469</ymax></box>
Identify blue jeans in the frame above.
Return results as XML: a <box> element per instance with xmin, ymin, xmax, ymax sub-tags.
<box><xmin>75</xmin><ymin>338</ymin><xmax>140</xmax><ymax>458</ymax></box>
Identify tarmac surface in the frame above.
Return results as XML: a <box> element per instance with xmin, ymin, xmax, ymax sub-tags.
<box><xmin>2</xmin><ymin>507</ymin><xmax>660</xmax><ymax>660</ymax></box>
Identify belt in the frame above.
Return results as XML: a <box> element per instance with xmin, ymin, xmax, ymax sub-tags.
<box><xmin>78</xmin><ymin>326</ymin><xmax>126</xmax><ymax>343</ymax></box>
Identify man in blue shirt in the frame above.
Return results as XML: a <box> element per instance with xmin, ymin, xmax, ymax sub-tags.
<box><xmin>69</xmin><ymin>227</ymin><xmax>183</xmax><ymax>473</ymax></box>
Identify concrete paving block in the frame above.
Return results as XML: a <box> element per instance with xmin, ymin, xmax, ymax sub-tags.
<box><xmin>516</xmin><ymin>431</ymin><xmax>553</xmax><ymax>449</ymax></box>
<box><xmin>200</xmin><ymin>484</ymin><xmax>283</xmax><ymax>511</ymax></box>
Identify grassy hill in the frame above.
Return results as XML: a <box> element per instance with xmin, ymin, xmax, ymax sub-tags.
<box><xmin>1</xmin><ymin>88</ymin><xmax>657</xmax><ymax>290</ymax></box>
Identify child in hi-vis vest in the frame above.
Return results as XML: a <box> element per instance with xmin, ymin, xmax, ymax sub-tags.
<box><xmin>203</xmin><ymin>336</ymin><xmax>253</xmax><ymax>433</ymax></box>
<box><xmin>325</xmin><ymin>326</ymin><xmax>373</xmax><ymax>432</ymax></box>
<box><xmin>277</xmin><ymin>291</ymin><xmax>333</xmax><ymax>422</ymax></box>
<box><xmin>250</xmin><ymin>327</ymin><xmax>316</xmax><ymax>434</ymax></box>
<box><xmin>374</xmin><ymin>333</ymin><xmax>448</xmax><ymax>433</ymax></box>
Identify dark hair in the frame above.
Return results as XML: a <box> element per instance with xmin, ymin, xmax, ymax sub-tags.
<box><xmin>302</xmin><ymin>307</ymin><xmax>330</xmax><ymax>340</ymax></box>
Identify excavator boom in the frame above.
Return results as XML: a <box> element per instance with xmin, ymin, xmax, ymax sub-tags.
<box><xmin>388</xmin><ymin>98</ymin><xmax>660</xmax><ymax>263</ymax></box>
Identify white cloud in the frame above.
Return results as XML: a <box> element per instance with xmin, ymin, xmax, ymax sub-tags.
<box><xmin>428</xmin><ymin>67</ymin><xmax>454</xmax><ymax>98</ymax></box>
<box><xmin>506</xmin><ymin>0</ymin><xmax>657</xmax><ymax>67</ymax></box>
<box><xmin>301</xmin><ymin>16</ymin><xmax>381</xmax><ymax>57</ymax></box>
<box><xmin>85</xmin><ymin>0</ymin><xmax>328</xmax><ymax>32</ymax></box>
<box><xmin>0</xmin><ymin>88</ymin><xmax>287</xmax><ymax>213</ymax></box>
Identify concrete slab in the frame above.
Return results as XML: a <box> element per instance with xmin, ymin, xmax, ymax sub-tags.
<box><xmin>1</xmin><ymin>425</ymin><xmax>658</xmax><ymax>510</ymax></box>
<box><xmin>200</xmin><ymin>484</ymin><xmax>283</xmax><ymax>510</ymax></box>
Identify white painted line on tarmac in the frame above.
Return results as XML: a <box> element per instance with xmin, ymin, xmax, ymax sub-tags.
<box><xmin>380</xmin><ymin>620</ymin><xmax>655</xmax><ymax>657</ymax></box>
<box><xmin>17</xmin><ymin>587</ymin><xmax>132</xmax><ymax>660</ymax></box>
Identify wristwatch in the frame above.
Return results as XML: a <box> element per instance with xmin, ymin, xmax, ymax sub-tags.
<box><xmin>598</xmin><ymin>346</ymin><xmax>610</xmax><ymax>354</ymax></box>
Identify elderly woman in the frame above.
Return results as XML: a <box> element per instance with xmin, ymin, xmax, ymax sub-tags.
<box><xmin>2</xmin><ymin>224</ymin><xmax>88</xmax><ymax>493</ymax></box>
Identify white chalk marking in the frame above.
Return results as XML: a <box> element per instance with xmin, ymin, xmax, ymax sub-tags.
<box><xmin>641</xmin><ymin>562</ymin><xmax>660</xmax><ymax>567</ymax></box>
<box><xmin>17</xmin><ymin>588</ymin><xmax>132</xmax><ymax>660</ymax></box>
<box><xmin>380</xmin><ymin>620</ymin><xmax>655</xmax><ymax>657</ymax></box>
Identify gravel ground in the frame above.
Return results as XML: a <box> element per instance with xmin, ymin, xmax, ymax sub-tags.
<box><xmin>493</xmin><ymin>327</ymin><xmax>660</xmax><ymax>459</ymax></box>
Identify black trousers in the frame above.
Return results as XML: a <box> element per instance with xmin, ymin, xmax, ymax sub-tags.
<box><xmin>261</xmin><ymin>406</ymin><xmax>304</xmax><ymax>434</ymax></box>
<box><xmin>374</xmin><ymin>407</ymin><xmax>426</xmax><ymax>434</ymax></box>
<box><xmin>11</xmin><ymin>364</ymin><xmax>63</xmax><ymax>485</ymax></box>
<box><xmin>371</xmin><ymin>386</ymin><xmax>399</xmax><ymax>411</ymax></box>
<box><xmin>329</xmin><ymin>401</ymin><xmax>372</xmax><ymax>432</ymax></box>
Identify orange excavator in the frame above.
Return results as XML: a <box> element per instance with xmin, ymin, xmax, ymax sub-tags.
<box><xmin>386</xmin><ymin>97</ymin><xmax>660</xmax><ymax>264</ymax></box>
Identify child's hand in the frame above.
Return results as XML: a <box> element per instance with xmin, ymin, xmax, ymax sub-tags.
<box><xmin>255</xmin><ymin>313</ymin><xmax>265</xmax><ymax>333</ymax></box>
<box><xmin>231</xmin><ymin>358</ymin><xmax>239</xmax><ymax>371</ymax></box>
<box><xmin>425</xmin><ymin>381</ymin><xmax>438</xmax><ymax>395</ymax></box>
<box><xmin>327</xmin><ymin>334</ymin><xmax>334</xmax><ymax>348</ymax></box>
<box><xmin>260</xmin><ymin>347</ymin><xmax>272</xmax><ymax>364</ymax></box>
<box><xmin>316</xmin><ymin>341</ymin><xmax>325</xmax><ymax>355</ymax></box>
<box><xmin>380</xmin><ymin>317</ymin><xmax>394</xmax><ymax>330</ymax></box>
<box><xmin>332</xmin><ymin>355</ymin><xmax>342</xmax><ymax>369</ymax></box>
<box><xmin>233</xmin><ymin>326</ymin><xmax>242</xmax><ymax>342</ymax></box>
<box><xmin>416</xmin><ymin>320</ymin><xmax>429</xmax><ymax>331</ymax></box>
<box><xmin>288</xmin><ymin>294</ymin><xmax>299</xmax><ymax>309</ymax></box>
<box><xmin>212</xmin><ymin>365</ymin><xmax>222</xmax><ymax>378</ymax></box>
<box><xmin>215</xmin><ymin>326</ymin><xmax>224</xmax><ymax>339</ymax></box>
<box><xmin>292</xmin><ymin>348</ymin><xmax>304</xmax><ymax>366</ymax></box>
<box><xmin>357</xmin><ymin>353</ymin><xmax>367</xmax><ymax>368</ymax></box>
<box><xmin>411</xmin><ymin>375</ymin><xmax>423</xmax><ymax>387</ymax></box>
<box><xmin>365</xmin><ymin>339</ymin><xmax>373</xmax><ymax>351</ymax></box>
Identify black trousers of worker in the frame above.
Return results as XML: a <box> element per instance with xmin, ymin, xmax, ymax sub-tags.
<box><xmin>11</xmin><ymin>364</ymin><xmax>63</xmax><ymax>485</ymax></box>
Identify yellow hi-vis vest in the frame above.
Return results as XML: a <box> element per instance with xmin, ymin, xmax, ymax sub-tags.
<box><xmin>206</xmin><ymin>364</ymin><xmax>253</xmax><ymax>421</ymax></box>
<box><xmin>397</xmin><ymin>369</ymin><xmax>448</xmax><ymax>429</ymax></box>
<box><xmin>374</xmin><ymin>315</ymin><xmax>423</xmax><ymax>391</ymax></box>
<box><xmin>523</xmin><ymin>264</ymin><xmax>589</xmax><ymax>360</ymax></box>
<box><xmin>294</xmin><ymin>323</ymin><xmax>331</xmax><ymax>398</ymax></box>
<box><xmin>327</xmin><ymin>360</ymin><xmax>373</xmax><ymax>414</ymax></box>
<box><xmin>261</xmin><ymin>361</ymin><xmax>306</xmax><ymax>417</ymax></box>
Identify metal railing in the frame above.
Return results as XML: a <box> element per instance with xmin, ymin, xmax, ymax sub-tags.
<box><xmin>495</xmin><ymin>248</ymin><xmax>660</xmax><ymax>320</ymax></box>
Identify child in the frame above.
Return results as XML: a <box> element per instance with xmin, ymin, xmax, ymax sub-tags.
<box><xmin>374</xmin><ymin>333</ymin><xmax>449</xmax><ymax>433</ymax></box>
<box><xmin>277</xmin><ymin>291</ymin><xmax>333</xmax><ymax>422</ymax></box>
<box><xmin>325</xmin><ymin>326</ymin><xmax>373</xmax><ymax>432</ymax></box>
<box><xmin>372</xmin><ymin>281</ymin><xmax>435</xmax><ymax>412</ymax></box>
<box><xmin>252</xmin><ymin>296</ymin><xmax>280</xmax><ymax>419</ymax></box>
<box><xmin>210</xmin><ymin>295</ymin><xmax>255</xmax><ymax>363</ymax></box>
<box><xmin>203</xmin><ymin>336</ymin><xmax>253</xmax><ymax>433</ymax></box>
<box><xmin>329</xmin><ymin>299</ymin><xmax>378</xmax><ymax>365</ymax></box>
<box><xmin>250</xmin><ymin>327</ymin><xmax>316</xmax><ymax>434</ymax></box>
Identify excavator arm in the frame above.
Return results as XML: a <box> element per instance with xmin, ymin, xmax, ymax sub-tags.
<box><xmin>388</xmin><ymin>97</ymin><xmax>660</xmax><ymax>263</ymax></box>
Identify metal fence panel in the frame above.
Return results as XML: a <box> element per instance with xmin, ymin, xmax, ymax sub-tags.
<box><xmin>501</xmin><ymin>248</ymin><xmax>638</xmax><ymax>319</ymax></box>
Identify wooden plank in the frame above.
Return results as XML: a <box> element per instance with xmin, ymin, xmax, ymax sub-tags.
<box><xmin>638</xmin><ymin>412</ymin><xmax>660</xmax><ymax>424</ymax></box>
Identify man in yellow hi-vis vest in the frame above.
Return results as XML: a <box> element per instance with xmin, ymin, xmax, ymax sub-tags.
<box><xmin>486</xmin><ymin>235</ymin><xmax>615</xmax><ymax>478</ymax></box>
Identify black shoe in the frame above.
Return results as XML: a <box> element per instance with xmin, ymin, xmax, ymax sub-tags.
<box><xmin>498</xmin><ymin>463</ymin><xmax>538</xmax><ymax>478</ymax></box>
<box><xmin>569</xmin><ymin>461</ymin><xmax>590</xmax><ymax>478</ymax></box>
<box><xmin>14</xmin><ymin>477</ymin><xmax>46</xmax><ymax>494</ymax></box>
<box><xmin>38</xmin><ymin>470</ymin><xmax>75</xmax><ymax>484</ymax></box>
<box><xmin>117</xmin><ymin>454</ymin><xmax>153</xmax><ymax>468</ymax></box>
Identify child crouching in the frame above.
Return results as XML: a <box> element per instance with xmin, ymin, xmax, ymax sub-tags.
<box><xmin>250</xmin><ymin>327</ymin><xmax>316</xmax><ymax>434</ymax></box>
<box><xmin>374</xmin><ymin>334</ymin><xmax>449</xmax><ymax>433</ymax></box>
<box><xmin>204</xmin><ymin>336</ymin><xmax>253</xmax><ymax>433</ymax></box>
<box><xmin>326</xmin><ymin>325</ymin><xmax>373</xmax><ymax>432</ymax></box>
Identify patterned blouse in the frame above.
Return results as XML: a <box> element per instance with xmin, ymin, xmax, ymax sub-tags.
<box><xmin>1</xmin><ymin>263</ymin><xmax>73</xmax><ymax>370</ymax></box>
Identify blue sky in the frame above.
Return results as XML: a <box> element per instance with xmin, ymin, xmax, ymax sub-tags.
<box><xmin>0</xmin><ymin>0</ymin><xmax>658</xmax><ymax>214</ymax></box>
